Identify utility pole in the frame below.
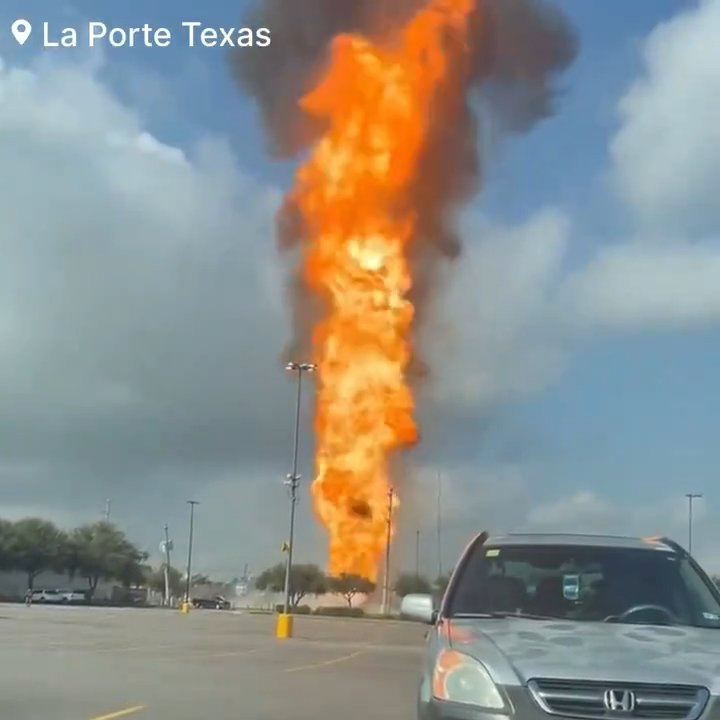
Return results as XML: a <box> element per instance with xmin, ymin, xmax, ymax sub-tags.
<box><xmin>282</xmin><ymin>362</ymin><xmax>316</xmax><ymax>617</ymax></box>
<box><xmin>415</xmin><ymin>530</ymin><xmax>420</xmax><ymax>578</ymax></box>
<box><xmin>283</xmin><ymin>473</ymin><xmax>299</xmax><ymax>614</ymax></box>
<box><xmin>104</xmin><ymin>498</ymin><xmax>111</xmax><ymax>522</ymax></box>
<box><xmin>163</xmin><ymin>524</ymin><xmax>172</xmax><ymax>607</ymax></box>
<box><xmin>685</xmin><ymin>493</ymin><xmax>702</xmax><ymax>555</ymax></box>
<box><xmin>185</xmin><ymin>501</ymin><xmax>199</xmax><ymax>602</ymax></box>
<box><xmin>437</xmin><ymin>473</ymin><xmax>443</xmax><ymax>579</ymax></box>
<box><xmin>381</xmin><ymin>487</ymin><xmax>395</xmax><ymax>615</ymax></box>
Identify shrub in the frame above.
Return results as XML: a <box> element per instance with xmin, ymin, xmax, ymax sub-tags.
<box><xmin>314</xmin><ymin>606</ymin><xmax>365</xmax><ymax>618</ymax></box>
<box><xmin>363</xmin><ymin>612</ymin><xmax>410</xmax><ymax>621</ymax></box>
<box><xmin>274</xmin><ymin>603</ymin><xmax>311</xmax><ymax>614</ymax></box>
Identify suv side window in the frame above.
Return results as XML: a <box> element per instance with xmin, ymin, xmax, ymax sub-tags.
<box><xmin>679</xmin><ymin>558</ymin><xmax>720</xmax><ymax>625</ymax></box>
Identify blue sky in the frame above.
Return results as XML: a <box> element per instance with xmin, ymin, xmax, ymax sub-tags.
<box><xmin>498</xmin><ymin>1</ymin><xmax>718</xmax><ymax>511</ymax></box>
<box><xmin>0</xmin><ymin>0</ymin><xmax>718</xmax><ymax>575</ymax></box>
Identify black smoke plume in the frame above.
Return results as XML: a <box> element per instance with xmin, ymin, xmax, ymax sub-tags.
<box><xmin>230</xmin><ymin>0</ymin><xmax>578</xmax><ymax>363</ymax></box>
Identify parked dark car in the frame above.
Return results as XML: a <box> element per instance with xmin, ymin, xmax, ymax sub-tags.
<box><xmin>191</xmin><ymin>595</ymin><xmax>230</xmax><ymax>610</ymax></box>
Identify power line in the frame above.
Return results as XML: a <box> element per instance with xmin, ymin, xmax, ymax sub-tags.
<box><xmin>437</xmin><ymin>473</ymin><xmax>443</xmax><ymax>579</ymax></box>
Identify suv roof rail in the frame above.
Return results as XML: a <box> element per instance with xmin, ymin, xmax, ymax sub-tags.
<box><xmin>657</xmin><ymin>536</ymin><xmax>687</xmax><ymax>555</ymax></box>
<box><xmin>506</xmin><ymin>532</ymin><xmax>639</xmax><ymax>539</ymax></box>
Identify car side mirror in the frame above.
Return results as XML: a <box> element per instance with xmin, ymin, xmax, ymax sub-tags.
<box><xmin>400</xmin><ymin>593</ymin><xmax>435</xmax><ymax>624</ymax></box>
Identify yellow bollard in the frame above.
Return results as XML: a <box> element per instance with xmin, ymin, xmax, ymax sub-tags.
<box><xmin>180</xmin><ymin>601</ymin><xmax>191</xmax><ymax>614</ymax></box>
<box><xmin>275</xmin><ymin>612</ymin><xmax>293</xmax><ymax>639</ymax></box>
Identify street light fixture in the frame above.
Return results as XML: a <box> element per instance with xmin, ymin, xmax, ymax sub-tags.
<box><xmin>185</xmin><ymin>500</ymin><xmax>199</xmax><ymax>603</ymax></box>
<box><xmin>685</xmin><ymin>493</ymin><xmax>702</xmax><ymax>556</ymax></box>
<box><xmin>281</xmin><ymin>362</ymin><xmax>317</xmax><ymax>619</ymax></box>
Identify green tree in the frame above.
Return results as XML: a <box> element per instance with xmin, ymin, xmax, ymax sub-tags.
<box><xmin>0</xmin><ymin>519</ymin><xmax>16</xmax><ymax>571</ymax></box>
<box><xmin>394</xmin><ymin>572</ymin><xmax>433</xmax><ymax>598</ymax></box>
<box><xmin>117</xmin><ymin>557</ymin><xmax>150</xmax><ymax>588</ymax></box>
<box><xmin>329</xmin><ymin>573</ymin><xmax>376</xmax><ymax>607</ymax></box>
<box><xmin>11</xmin><ymin>518</ymin><xmax>66</xmax><ymax>590</ymax></box>
<box><xmin>254</xmin><ymin>563</ymin><xmax>283</xmax><ymax>592</ymax></box>
<box><xmin>68</xmin><ymin>522</ymin><xmax>145</xmax><ymax>599</ymax></box>
<box><xmin>255</xmin><ymin>563</ymin><xmax>327</xmax><ymax>607</ymax></box>
<box><xmin>146</xmin><ymin>565</ymin><xmax>184</xmax><ymax>598</ymax></box>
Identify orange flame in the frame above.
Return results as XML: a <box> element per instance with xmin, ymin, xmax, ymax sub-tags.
<box><xmin>288</xmin><ymin>0</ymin><xmax>477</xmax><ymax>581</ymax></box>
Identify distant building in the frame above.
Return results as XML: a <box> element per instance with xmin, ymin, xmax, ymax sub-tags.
<box><xmin>0</xmin><ymin>570</ymin><xmax>115</xmax><ymax>601</ymax></box>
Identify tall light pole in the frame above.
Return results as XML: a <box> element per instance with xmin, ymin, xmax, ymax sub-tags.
<box><xmin>185</xmin><ymin>500</ymin><xmax>199</xmax><ymax>602</ymax></box>
<box><xmin>282</xmin><ymin>361</ymin><xmax>316</xmax><ymax>616</ymax></box>
<box><xmin>437</xmin><ymin>473</ymin><xmax>443</xmax><ymax>579</ymax></box>
<box><xmin>415</xmin><ymin>530</ymin><xmax>420</xmax><ymax>578</ymax></box>
<box><xmin>162</xmin><ymin>524</ymin><xmax>173</xmax><ymax>607</ymax></box>
<box><xmin>381</xmin><ymin>487</ymin><xmax>395</xmax><ymax>615</ymax></box>
<box><xmin>685</xmin><ymin>493</ymin><xmax>702</xmax><ymax>556</ymax></box>
<box><xmin>104</xmin><ymin>498</ymin><xmax>111</xmax><ymax>522</ymax></box>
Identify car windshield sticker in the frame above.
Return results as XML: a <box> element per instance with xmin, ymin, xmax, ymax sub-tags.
<box><xmin>485</xmin><ymin>548</ymin><xmax>500</xmax><ymax>557</ymax></box>
<box><xmin>562</xmin><ymin>574</ymin><xmax>580</xmax><ymax>600</ymax></box>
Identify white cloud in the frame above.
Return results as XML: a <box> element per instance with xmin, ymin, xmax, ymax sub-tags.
<box><xmin>610</xmin><ymin>0</ymin><xmax>720</xmax><ymax>235</ymax></box>
<box><xmin>525</xmin><ymin>491</ymin><xmax>615</xmax><ymax>531</ymax></box>
<box><xmin>557</xmin><ymin>0</ymin><xmax>720</xmax><ymax>334</ymax></box>
<box><xmin>523</xmin><ymin>490</ymin><xmax>719</xmax><ymax>573</ymax></box>
<box><xmin>406</xmin><ymin>461</ymin><xmax>531</xmax><ymax>530</ymax></box>
<box><xmin>393</xmin><ymin>459</ymin><xmax>535</xmax><ymax>575</ymax></box>
<box><xmin>561</xmin><ymin>240</ymin><xmax>720</xmax><ymax>330</ymax></box>
<box><xmin>423</xmin><ymin>208</ymin><xmax>571</xmax><ymax>407</ymax></box>
<box><xmin>0</xmin><ymin>53</ymin><xmax>301</xmax><ymax>572</ymax></box>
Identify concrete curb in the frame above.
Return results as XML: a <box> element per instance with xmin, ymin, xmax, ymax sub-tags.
<box><xmin>231</xmin><ymin>610</ymin><xmax>412</xmax><ymax>625</ymax></box>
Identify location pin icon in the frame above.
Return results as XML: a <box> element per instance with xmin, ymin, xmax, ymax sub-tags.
<box><xmin>11</xmin><ymin>19</ymin><xmax>32</xmax><ymax>46</ymax></box>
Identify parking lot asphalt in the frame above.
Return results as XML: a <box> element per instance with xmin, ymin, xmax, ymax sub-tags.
<box><xmin>0</xmin><ymin>603</ymin><xmax>427</xmax><ymax>720</ymax></box>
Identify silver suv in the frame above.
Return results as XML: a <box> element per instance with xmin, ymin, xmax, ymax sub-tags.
<box><xmin>401</xmin><ymin>533</ymin><xmax>720</xmax><ymax>720</ymax></box>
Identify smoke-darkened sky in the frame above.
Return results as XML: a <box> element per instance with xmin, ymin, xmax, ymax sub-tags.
<box><xmin>232</xmin><ymin>0</ymin><xmax>578</xmax><ymax>156</ymax></box>
<box><xmin>231</xmin><ymin>0</ymin><xmax>578</xmax><ymax>368</ymax></box>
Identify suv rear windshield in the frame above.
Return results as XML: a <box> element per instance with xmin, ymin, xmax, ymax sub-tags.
<box><xmin>447</xmin><ymin>543</ymin><xmax>720</xmax><ymax>628</ymax></box>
